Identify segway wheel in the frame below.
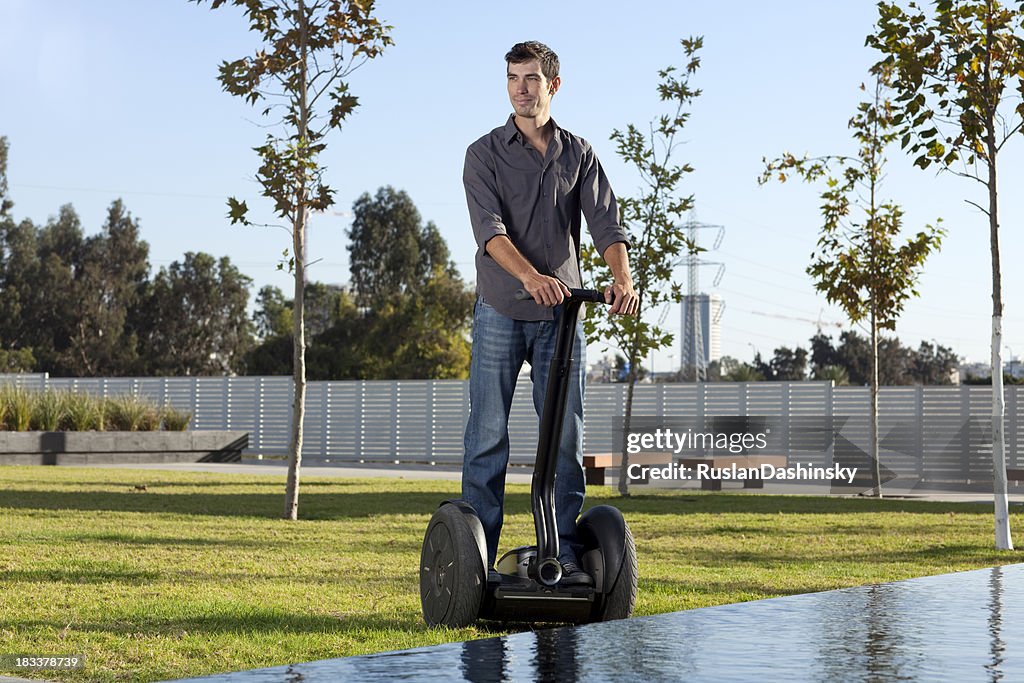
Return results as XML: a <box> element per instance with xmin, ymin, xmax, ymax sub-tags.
<box><xmin>598</xmin><ymin>520</ymin><xmax>638</xmax><ymax>621</ymax></box>
<box><xmin>420</xmin><ymin>504</ymin><xmax>484</xmax><ymax>627</ymax></box>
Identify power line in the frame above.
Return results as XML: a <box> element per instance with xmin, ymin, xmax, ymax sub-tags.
<box><xmin>11</xmin><ymin>182</ymin><xmax>229</xmax><ymax>200</ymax></box>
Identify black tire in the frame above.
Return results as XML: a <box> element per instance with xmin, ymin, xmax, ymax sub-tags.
<box><xmin>597</xmin><ymin>520</ymin><xmax>637</xmax><ymax>621</ymax></box>
<box><xmin>420</xmin><ymin>504</ymin><xmax>485</xmax><ymax>627</ymax></box>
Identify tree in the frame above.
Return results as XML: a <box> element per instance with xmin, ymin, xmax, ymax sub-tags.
<box><xmin>248</xmin><ymin>280</ymin><xmax>472</xmax><ymax>380</ymax></box>
<box><xmin>761</xmin><ymin>70</ymin><xmax>944</xmax><ymax>498</ymax></box>
<box><xmin>0</xmin><ymin>216</ymin><xmax>43</xmax><ymax>360</ymax></box>
<box><xmin>347</xmin><ymin>186</ymin><xmax>454</xmax><ymax>308</ymax></box>
<box><xmin>0</xmin><ymin>198</ymin><xmax>150</xmax><ymax>377</ymax></box>
<box><xmin>910</xmin><ymin>340</ymin><xmax>959</xmax><ymax>384</ymax></box>
<box><xmin>770</xmin><ymin>346</ymin><xmax>809</xmax><ymax>381</ymax></box>
<box><xmin>0</xmin><ymin>348</ymin><xmax>34</xmax><ymax>373</ymax></box>
<box><xmin>196</xmin><ymin>0</ymin><xmax>392</xmax><ymax>520</ymax></box>
<box><xmin>836</xmin><ymin>331</ymin><xmax>916</xmax><ymax>386</ymax></box>
<box><xmin>136</xmin><ymin>252</ymin><xmax>254</xmax><ymax>375</ymax></box>
<box><xmin>816</xmin><ymin>364</ymin><xmax>851</xmax><ymax>386</ymax></box>
<box><xmin>868</xmin><ymin>0</ymin><xmax>1024</xmax><ymax>547</ymax></box>
<box><xmin>810</xmin><ymin>332</ymin><xmax>842</xmax><ymax>377</ymax></box>
<box><xmin>581</xmin><ymin>38</ymin><xmax>703</xmax><ymax>496</ymax></box>
<box><xmin>342</xmin><ymin>185</ymin><xmax>472</xmax><ymax>379</ymax></box>
<box><xmin>33</xmin><ymin>206</ymin><xmax>84</xmax><ymax>373</ymax></box>
<box><xmin>722</xmin><ymin>357</ymin><xmax>764</xmax><ymax>382</ymax></box>
<box><xmin>247</xmin><ymin>282</ymin><xmax>358</xmax><ymax>377</ymax></box>
<box><xmin>62</xmin><ymin>201</ymin><xmax>150</xmax><ymax>376</ymax></box>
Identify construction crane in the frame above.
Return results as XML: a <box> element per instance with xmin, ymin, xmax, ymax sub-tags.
<box><xmin>748</xmin><ymin>309</ymin><xmax>845</xmax><ymax>334</ymax></box>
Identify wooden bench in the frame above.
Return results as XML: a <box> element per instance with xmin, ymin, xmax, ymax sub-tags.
<box><xmin>677</xmin><ymin>455</ymin><xmax>788</xmax><ymax>491</ymax></box>
<box><xmin>583</xmin><ymin>452</ymin><xmax>674</xmax><ymax>486</ymax></box>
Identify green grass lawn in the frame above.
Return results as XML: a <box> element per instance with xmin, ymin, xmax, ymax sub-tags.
<box><xmin>0</xmin><ymin>465</ymin><xmax>1020</xmax><ymax>682</ymax></box>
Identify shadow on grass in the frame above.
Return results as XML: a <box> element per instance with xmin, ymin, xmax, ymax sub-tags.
<box><xmin>60</xmin><ymin>531</ymin><xmax>295</xmax><ymax>550</ymax></box>
<box><xmin>0</xmin><ymin>489</ymin><xmax>477</xmax><ymax>518</ymax></box>
<box><xmin>11</xmin><ymin>605</ymin><xmax>434</xmax><ymax>639</ymax></box>
<box><xmin>639</xmin><ymin>543</ymin><xmax>1015</xmax><ymax>570</ymax></box>
<box><xmin>0</xmin><ymin>485</ymin><xmax>1003</xmax><ymax>521</ymax></box>
<box><xmin>3</xmin><ymin>563</ymin><xmax>161</xmax><ymax>584</ymax></box>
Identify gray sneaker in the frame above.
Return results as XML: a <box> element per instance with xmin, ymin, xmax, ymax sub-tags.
<box><xmin>559</xmin><ymin>561</ymin><xmax>594</xmax><ymax>587</ymax></box>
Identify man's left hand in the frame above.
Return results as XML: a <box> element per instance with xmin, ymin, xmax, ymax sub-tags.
<box><xmin>604</xmin><ymin>281</ymin><xmax>639</xmax><ymax>316</ymax></box>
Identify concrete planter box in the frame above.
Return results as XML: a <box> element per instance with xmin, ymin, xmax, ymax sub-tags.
<box><xmin>0</xmin><ymin>430</ymin><xmax>249</xmax><ymax>465</ymax></box>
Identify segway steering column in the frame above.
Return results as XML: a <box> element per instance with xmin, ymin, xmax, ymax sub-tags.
<box><xmin>515</xmin><ymin>287</ymin><xmax>609</xmax><ymax>585</ymax></box>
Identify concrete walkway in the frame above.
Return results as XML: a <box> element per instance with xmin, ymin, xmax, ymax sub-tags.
<box><xmin>69</xmin><ymin>460</ymin><xmax>1024</xmax><ymax>503</ymax></box>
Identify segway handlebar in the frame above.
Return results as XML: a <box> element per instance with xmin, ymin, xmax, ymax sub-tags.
<box><xmin>513</xmin><ymin>287</ymin><xmax>611</xmax><ymax>305</ymax></box>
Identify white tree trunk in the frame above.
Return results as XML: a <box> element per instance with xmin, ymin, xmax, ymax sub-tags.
<box><xmin>992</xmin><ymin>314</ymin><xmax>1012</xmax><ymax>549</ymax></box>
<box><xmin>871</xmin><ymin>310</ymin><xmax>881</xmax><ymax>499</ymax></box>
<box><xmin>987</xmin><ymin>122</ymin><xmax>1011</xmax><ymax>549</ymax></box>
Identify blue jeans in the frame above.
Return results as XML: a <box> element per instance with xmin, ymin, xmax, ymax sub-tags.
<box><xmin>462</xmin><ymin>298</ymin><xmax>587</xmax><ymax>568</ymax></box>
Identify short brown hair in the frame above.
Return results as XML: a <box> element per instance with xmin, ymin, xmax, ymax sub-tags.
<box><xmin>505</xmin><ymin>41</ymin><xmax>559</xmax><ymax>81</ymax></box>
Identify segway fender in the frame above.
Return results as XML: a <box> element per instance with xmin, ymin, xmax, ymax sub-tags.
<box><xmin>439</xmin><ymin>499</ymin><xmax>488</xmax><ymax>577</ymax></box>
<box><xmin>577</xmin><ymin>505</ymin><xmax>627</xmax><ymax>592</ymax></box>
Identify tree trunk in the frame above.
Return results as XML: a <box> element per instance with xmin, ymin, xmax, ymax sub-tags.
<box><xmin>870</xmin><ymin>306</ymin><xmax>881</xmax><ymax>498</ymax></box>
<box><xmin>284</xmin><ymin>1</ymin><xmax>310</xmax><ymax>521</ymax></box>
<box><xmin>618</xmin><ymin>362</ymin><xmax>637</xmax><ymax>497</ymax></box>
<box><xmin>987</xmin><ymin>129</ymin><xmax>1012</xmax><ymax>549</ymax></box>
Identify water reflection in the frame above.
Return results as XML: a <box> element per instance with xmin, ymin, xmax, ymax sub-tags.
<box><xmin>987</xmin><ymin>566</ymin><xmax>1005</xmax><ymax>682</ymax></box>
<box><xmin>165</xmin><ymin>564</ymin><xmax>1024</xmax><ymax>682</ymax></box>
<box><xmin>460</xmin><ymin>636</ymin><xmax>507</xmax><ymax>683</ymax></box>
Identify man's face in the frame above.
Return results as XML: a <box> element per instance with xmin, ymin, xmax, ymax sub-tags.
<box><xmin>507</xmin><ymin>59</ymin><xmax>560</xmax><ymax>120</ymax></box>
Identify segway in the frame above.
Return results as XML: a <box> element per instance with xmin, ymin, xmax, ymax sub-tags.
<box><xmin>420</xmin><ymin>288</ymin><xmax>638</xmax><ymax>627</ymax></box>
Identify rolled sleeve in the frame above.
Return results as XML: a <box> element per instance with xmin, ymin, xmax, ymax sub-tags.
<box><xmin>463</xmin><ymin>145</ymin><xmax>507</xmax><ymax>249</ymax></box>
<box><xmin>580</xmin><ymin>143</ymin><xmax>630</xmax><ymax>256</ymax></box>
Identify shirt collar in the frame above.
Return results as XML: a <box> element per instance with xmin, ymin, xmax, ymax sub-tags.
<box><xmin>503</xmin><ymin>113</ymin><xmax>561</xmax><ymax>145</ymax></box>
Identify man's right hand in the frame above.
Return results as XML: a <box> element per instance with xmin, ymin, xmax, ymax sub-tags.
<box><xmin>521</xmin><ymin>273</ymin><xmax>570</xmax><ymax>307</ymax></box>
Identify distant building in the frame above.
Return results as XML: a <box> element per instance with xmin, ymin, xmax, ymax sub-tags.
<box><xmin>959</xmin><ymin>361</ymin><xmax>991</xmax><ymax>382</ymax></box>
<box><xmin>958</xmin><ymin>358</ymin><xmax>1024</xmax><ymax>382</ymax></box>
<box><xmin>680</xmin><ymin>294</ymin><xmax>723</xmax><ymax>369</ymax></box>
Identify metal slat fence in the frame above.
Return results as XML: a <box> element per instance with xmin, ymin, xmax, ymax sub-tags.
<box><xmin>1</xmin><ymin>374</ymin><xmax>1020</xmax><ymax>481</ymax></box>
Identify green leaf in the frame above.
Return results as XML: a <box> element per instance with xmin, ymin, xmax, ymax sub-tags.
<box><xmin>226</xmin><ymin>197</ymin><xmax>249</xmax><ymax>225</ymax></box>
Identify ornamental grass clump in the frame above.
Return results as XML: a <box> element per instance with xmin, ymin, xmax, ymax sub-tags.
<box><xmin>160</xmin><ymin>405</ymin><xmax>192</xmax><ymax>432</ymax></box>
<box><xmin>29</xmin><ymin>389</ymin><xmax>67</xmax><ymax>431</ymax></box>
<box><xmin>64</xmin><ymin>391</ymin><xmax>105</xmax><ymax>431</ymax></box>
<box><xmin>106</xmin><ymin>394</ymin><xmax>161</xmax><ymax>432</ymax></box>
<box><xmin>0</xmin><ymin>384</ymin><xmax>33</xmax><ymax>431</ymax></box>
<box><xmin>0</xmin><ymin>388</ymin><xmax>181</xmax><ymax>432</ymax></box>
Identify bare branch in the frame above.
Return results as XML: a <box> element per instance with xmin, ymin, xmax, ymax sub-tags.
<box><xmin>242</xmin><ymin>114</ymin><xmax>286</xmax><ymax>130</ymax></box>
<box><xmin>996</xmin><ymin>120</ymin><xmax>1024</xmax><ymax>153</ymax></box>
<box><xmin>964</xmin><ymin>199</ymin><xmax>990</xmax><ymax>216</ymax></box>
<box><xmin>246</xmin><ymin>221</ymin><xmax>294</xmax><ymax>237</ymax></box>
<box><xmin>948</xmin><ymin>166</ymin><xmax>989</xmax><ymax>187</ymax></box>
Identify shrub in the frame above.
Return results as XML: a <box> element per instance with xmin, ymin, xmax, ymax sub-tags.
<box><xmin>161</xmin><ymin>406</ymin><xmax>193</xmax><ymax>431</ymax></box>
<box><xmin>64</xmin><ymin>391</ymin><xmax>104</xmax><ymax>431</ymax></box>
<box><xmin>106</xmin><ymin>395</ymin><xmax>161</xmax><ymax>432</ymax></box>
<box><xmin>0</xmin><ymin>384</ymin><xmax>34</xmax><ymax>431</ymax></box>
<box><xmin>29</xmin><ymin>389</ymin><xmax>67</xmax><ymax>431</ymax></box>
<box><xmin>0</xmin><ymin>388</ymin><xmax>186</xmax><ymax>432</ymax></box>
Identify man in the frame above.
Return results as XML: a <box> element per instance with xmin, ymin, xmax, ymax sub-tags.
<box><xmin>462</xmin><ymin>41</ymin><xmax>638</xmax><ymax>586</ymax></box>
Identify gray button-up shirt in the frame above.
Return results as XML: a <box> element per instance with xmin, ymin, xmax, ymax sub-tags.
<box><xmin>463</xmin><ymin>114</ymin><xmax>630</xmax><ymax>321</ymax></box>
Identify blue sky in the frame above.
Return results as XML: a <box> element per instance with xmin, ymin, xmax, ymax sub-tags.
<box><xmin>2</xmin><ymin>0</ymin><xmax>1022</xmax><ymax>372</ymax></box>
